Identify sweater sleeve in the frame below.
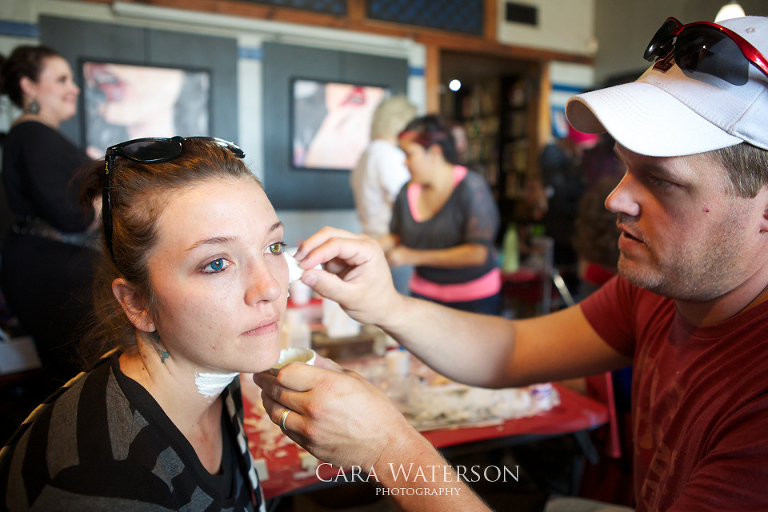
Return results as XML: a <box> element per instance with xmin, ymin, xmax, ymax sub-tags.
<box><xmin>460</xmin><ymin>171</ymin><xmax>499</xmax><ymax>246</ymax></box>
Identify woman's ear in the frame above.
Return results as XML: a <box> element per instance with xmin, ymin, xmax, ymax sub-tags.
<box><xmin>112</xmin><ymin>278</ymin><xmax>156</xmax><ymax>332</ymax></box>
<box><xmin>19</xmin><ymin>76</ymin><xmax>37</xmax><ymax>102</ymax></box>
<box><xmin>426</xmin><ymin>143</ymin><xmax>444</xmax><ymax>160</ymax></box>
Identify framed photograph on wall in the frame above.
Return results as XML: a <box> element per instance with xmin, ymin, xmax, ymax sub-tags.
<box><xmin>291</xmin><ymin>78</ymin><xmax>389</xmax><ymax>171</ymax></box>
<box><xmin>80</xmin><ymin>60</ymin><xmax>211</xmax><ymax>158</ymax></box>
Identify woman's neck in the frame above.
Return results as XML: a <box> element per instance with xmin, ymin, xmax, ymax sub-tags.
<box><xmin>119</xmin><ymin>333</ymin><xmax>226</xmax><ymax>473</ymax></box>
<box><xmin>416</xmin><ymin>161</ymin><xmax>456</xmax><ymax>220</ymax></box>
<box><xmin>421</xmin><ymin>160</ymin><xmax>455</xmax><ymax>192</ymax></box>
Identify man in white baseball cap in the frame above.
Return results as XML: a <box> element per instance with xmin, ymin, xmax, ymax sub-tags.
<box><xmin>255</xmin><ymin>15</ymin><xmax>768</xmax><ymax>512</ymax></box>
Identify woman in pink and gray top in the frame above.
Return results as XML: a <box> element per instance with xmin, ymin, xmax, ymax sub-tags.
<box><xmin>381</xmin><ymin>114</ymin><xmax>501</xmax><ymax>314</ymax></box>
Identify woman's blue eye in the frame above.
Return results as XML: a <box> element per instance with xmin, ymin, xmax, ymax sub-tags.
<box><xmin>203</xmin><ymin>258</ymin><xmax>228</xmax><ymax>273</ymax></box>
<box><xmin>269</xmin><ymin>242</ymin><xmax>286</xmax><ymax>256</ymax></box>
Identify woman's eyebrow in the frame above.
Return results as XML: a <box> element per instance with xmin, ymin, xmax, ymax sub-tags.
<box><xmin>186</xmin><ymin>221</ymin><xmax>283</xmax><ymax>252</ymax></box>
<box><xmin>269</xmin><ymin>221</ymin><xmax>284</xmax><ymax>233</ymax></box>
<box><xmin>187</xmin><ymin>236</ymin><xmax>233</xmax><ymax>252</ymax></box>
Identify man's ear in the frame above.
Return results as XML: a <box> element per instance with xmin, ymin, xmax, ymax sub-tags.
<box><xmin>112</xmin><ymin>278</ymin><xmax>156</xmax><ymax>332</ymax></box>
<box><xmin>760</xmin><ymin>187</ymin><xmax>768</xmax><ymax>234</ymax></box>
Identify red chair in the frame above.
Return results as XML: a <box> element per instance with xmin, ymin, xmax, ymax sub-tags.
<box><xmin>585</xmin><ymin>372</ymin><xmax>621</xmax><ymax>459</ymax></box>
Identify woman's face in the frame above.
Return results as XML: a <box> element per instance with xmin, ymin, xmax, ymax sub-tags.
<box><xmin>400</xmin><ymin>138</ymin><xmax>433</xmax><ymax>184</ymax></box>
<box><xmin>30</xmin><ymin>56</ymin><xmax>79</xmax><ymax>123</ymax></box>
<box><xmin>146</xmin><ymin>176</ymin><xmax>287</xmax><ymax>374</ymax></box>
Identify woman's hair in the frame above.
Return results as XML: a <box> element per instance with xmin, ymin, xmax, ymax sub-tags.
<box><xmin>572</xmin><ymin>176</ymin><xmax>621</xmax><ymax>271</ymax></box>
<box><xmin>370</xmin><ymin>95</ymin><xmax>416</xmax><ymax>140</ymax></box>
<box><xmin>78</xmin><ymin>138</ymin><xmax>261</xmax><ymax>365</ymax></box>
<box><xmin>399</xmin><ymin>114</ymin><xmax>460</xmax><ymax>165</ymax></box>
<box><xmin>0</xmin><ymin>45</ymin><xmax>61</xmax><ymax>109</ymax></box>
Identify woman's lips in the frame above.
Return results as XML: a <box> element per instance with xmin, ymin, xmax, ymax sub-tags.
<box><xmin>88</xmin><ymin>65</ymin><xmax>125</xmax><ymax>101</ymax></box>
<box><xmin>243</xmin><ymin>317</ymin><xmax>279</xmax><ymax>336</ymax></box>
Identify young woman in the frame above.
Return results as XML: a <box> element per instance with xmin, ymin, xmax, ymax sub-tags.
<box><xmin>0</xmin><ymin>45</ymin><xmax>98</xmax><ymax>388</ymax></box>
<box><xmin>382</xmin><ymin>114</ymin><xmax>501</xmax><ymax>314</ymax></box>
<box><xmin>0</xmin><ymin>137</ymin><xmax>286</xmax><ymax>511</ymax></box>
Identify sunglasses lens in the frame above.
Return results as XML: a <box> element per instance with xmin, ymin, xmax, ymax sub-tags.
<box><xmin>644</xmin><ymin>19</ymin><xmax>680</xmax><ymax>61</ymax></box>
<box><xmin>119</xmin><ymin>139</ymin><xmax>183</xmax><ymax>162</ymax></box>
<box><xmin>205</xmin><ymin>137</ymin><xmax>245</xmax><ymax>159</ymax></box>
<box><xmin>675</xmin><ymin>27</ymin><xmax>750</xmax><ymax>85</ymax></box>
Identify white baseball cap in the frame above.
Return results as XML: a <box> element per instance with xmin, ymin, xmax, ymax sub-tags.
<box><xmin>566</xmin><ymin>16</ymin><xmax>768</xmax><ymax>157</ymax></box>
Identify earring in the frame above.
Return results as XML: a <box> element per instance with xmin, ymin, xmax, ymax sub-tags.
<box><xmin>27</xmin><ymin>100</ymin><xmax>40</xmax><ymax>114</ymax></box>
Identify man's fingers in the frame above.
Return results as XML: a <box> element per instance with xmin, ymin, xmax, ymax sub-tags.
<box><xmin>301</xmin><ymin>268</ymin><xmax>349</xmax><ymax>301</ymax></box>
<box><xmin>299</xmin><ymin>234</ymin><xmax>379</xmax><ymax>272</ymax></box>
<box><xmin>313</xmin><ymin>355</ymin><xmax>344</xmax><ymax>372</ymax></box>
<box><xmin>295</xmin><ymin>227</ymin><xmax>367</xmax><ymax>261</ymax></box>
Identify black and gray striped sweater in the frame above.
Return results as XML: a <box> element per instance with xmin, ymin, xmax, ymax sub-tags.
<box><xmin>0</xmin><ymin>352</ymin><xmax>265</xmax><ymax>511</ymax></box>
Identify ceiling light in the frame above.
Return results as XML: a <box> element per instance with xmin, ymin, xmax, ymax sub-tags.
<box><xmin>715</xmin><ymin>1</ymin><xmax>745</xmax><ymax>22</ymax></box>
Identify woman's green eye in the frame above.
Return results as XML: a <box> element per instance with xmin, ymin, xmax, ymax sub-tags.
<box><xmin>269</xmin><ymin>242</ymin><xmax>286</xmax><ymax>256</ymax></box>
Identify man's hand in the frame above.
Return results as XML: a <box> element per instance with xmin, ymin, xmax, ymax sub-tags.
<box><xmin>295</xmin><ymin>227</ymin><xmax>405</xmax><ymax>327</ymax></box>
<box><xmin>254</xmin><ymin>361</ymin><xmax>416</xmax><ymax>472</ymax></box>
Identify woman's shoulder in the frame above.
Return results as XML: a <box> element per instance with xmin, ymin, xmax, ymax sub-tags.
<box><xmin>454</xmin><ymin>167</ymin><xmax>493</xmax><ymax>197</ymax></box>
<box><xmin>6</xmin><ymin>120</ymin><xmax>87</xmax><ymax>165</ymax></box>
<box><xmin>457</xmin><ymin>167</ymin><xmax>486</xmax><ymax>184</ymax></box>
<box><xmin>9</xmin><ymin>119</ymin><xmax>57</xmax><ymax>135</ymax></box>
<box><xmin>6</xmin><ymin>120</ymin><xmax>69</xmax><ymax>147</ymax></box>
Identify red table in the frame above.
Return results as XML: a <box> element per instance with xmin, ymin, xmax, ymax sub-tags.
<box><xmin>242</xmin><ymin>378</ymin><xmax>608</xmax><ymax>499</ymax></box>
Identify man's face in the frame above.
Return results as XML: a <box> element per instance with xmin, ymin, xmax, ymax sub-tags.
<box><xmin>606</xmin><ymin>144</ymin><xmax>765</xmax><ymax>302</ymax></box>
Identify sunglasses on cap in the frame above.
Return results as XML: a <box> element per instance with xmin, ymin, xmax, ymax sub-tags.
<box><xmin>644</xmin><ymin>17</ymin><xmax>768</xmax><ymax>86</ymax></box>
<box><xmin>103</xmin><ymin>136</ymin><xmax>245</xmax><ymax>267</ymax></box>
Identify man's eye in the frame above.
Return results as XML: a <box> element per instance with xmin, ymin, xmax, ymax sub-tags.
<box><xmin>268</xmin><ymin>242</ymin><xmax>286</xmax><ymax>256</ymax></box>
<box><xmin>203</xmin><ymin>258</ymin><xmax>231</xmax><ymax>273</ymax></box>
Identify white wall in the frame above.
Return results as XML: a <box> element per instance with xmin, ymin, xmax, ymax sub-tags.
<box><xmin>548</xmin><ymin>61</ymin><xmax>595</xmax><ymax>139</ymax></box>
<box><xmin>496</xmin><ymin>0</ymin><xmax>596</xmax><ymax>56</ymax></box>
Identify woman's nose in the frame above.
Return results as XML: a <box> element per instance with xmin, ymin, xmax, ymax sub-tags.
<box><xmin>244</xmin><ymin>260</ymin><xmax>282</xmax><ymax>306</ymax></box>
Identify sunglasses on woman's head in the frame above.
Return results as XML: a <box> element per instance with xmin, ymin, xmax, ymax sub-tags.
<box><xmin>644</xmin><ymin>17</ymin><xmax>768</xmax><ymax>86</ymax></box>
<box><xmin>102</xmin><ymin>136</ymin><xmax>245</xmax><ymax>267</ymax></box>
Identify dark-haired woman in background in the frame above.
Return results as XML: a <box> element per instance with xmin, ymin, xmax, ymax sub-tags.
<box><xmin>381</xmin><ymin>115</ymin><xmax>501</xmax><ymax>314</ymax></box>
<box><xmin>0</xmin><ymin>45</ymin><xmax>98</xmax><ymax>388</ymax></box>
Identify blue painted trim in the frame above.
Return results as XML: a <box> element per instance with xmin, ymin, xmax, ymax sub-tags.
<box><xmin>238</xmin><ymin>46</ymin><xmax>262</xmax><ymax>61</ymax></box>
<box><xmin>551</xmin><ymin>83</ymin><xmax>585</xmax><ymax>93</ymax></box>
<box><xmin>0</xmin><ymin>20</ymin><xmax>40</xmax><ymax>39</ymax></box>
<box><xmin>408</xmin><ymin>66</ymin><xmax>424</xmax><ymax>77</ymax></box>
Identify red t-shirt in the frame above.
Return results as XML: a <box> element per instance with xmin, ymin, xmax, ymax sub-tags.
<box><xmin>581</xmin><ymin>275</ymin><xmax>768</xmax><ymax>511</ymax></box>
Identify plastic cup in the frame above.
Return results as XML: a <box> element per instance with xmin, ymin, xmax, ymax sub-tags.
<box><xmin>270</xmin><ymin>348</ymin><xmax>317</xmax><ymax>375</ymax></box>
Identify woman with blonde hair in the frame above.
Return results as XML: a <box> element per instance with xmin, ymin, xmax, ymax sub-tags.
<box><xmin>351</xmin><ymin>95</ymin><xmax>417</xmax><ymax>293</ymax></box>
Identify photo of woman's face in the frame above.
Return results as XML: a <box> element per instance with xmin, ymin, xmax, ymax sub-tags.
<box><xmin>82</xmin><ymin>62</ymin><xmax>210</xmax><ymax>155</ymax></box>
<box><xmin>84</xmin><ymin>63</ymin><xmax>184</xmax><ymax>127</ymax></box>
<box><xmin>145</xmin><ymin>176</ymin><xmax>288</xmax><ymax>375</ymax></box>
